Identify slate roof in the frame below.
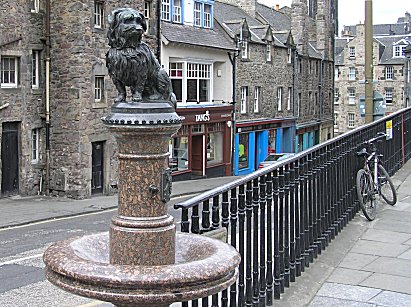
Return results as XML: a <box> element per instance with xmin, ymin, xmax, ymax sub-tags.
<box><xmin>161</xmin><ymin>21</ymin><xmax>234</xmax><ymax>51</ymax></box>
<box><xmin>343</xmin><ymin>23</ymin><xmax>410</xmax><ymax>36</ymax></box>
<box><xmin>214</xmin><ymin>1</ymin><xmax>261</xmax><ymax>28</ymax></box>
<box><xmin>308</xmin><ymin>43</ymin><xmax>323</xmax><ymax>59</ymax></box>
<box><xmin>255</xmin><ymin>2</ymin><xmax>291</xmax><ymax>31</ymax></box>
<box><xmin>375</xmin><ymin>35</ymin><xmax>411</xmax><ymax>65</ymax></box>
<box><xmin>334</xmin><ymin>37</ymin><xmax>351</xmax><ymax>65</ymax></box>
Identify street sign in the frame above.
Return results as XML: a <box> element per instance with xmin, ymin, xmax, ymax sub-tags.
<box><xmin>386</xmin><ymin>120</ymin><xmax>393</xmax><ymax>140</ymax></box>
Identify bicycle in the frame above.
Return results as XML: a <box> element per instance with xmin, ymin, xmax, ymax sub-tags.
<box><xmin>356</xmin><ymin>132</ymin><xmax>397</xmax><ymax>221</ymax></box>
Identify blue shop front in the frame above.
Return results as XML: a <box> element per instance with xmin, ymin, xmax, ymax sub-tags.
<box><xmin>234</xmin><ymin>118</ymin><xmax>296</xmax><ymax>176</ymax></box>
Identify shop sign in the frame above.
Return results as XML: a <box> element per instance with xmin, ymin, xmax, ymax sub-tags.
<box><xmin>195</xmin><ymin>110</ymin><xmax>210</xmax><ymax>122</ymax></box>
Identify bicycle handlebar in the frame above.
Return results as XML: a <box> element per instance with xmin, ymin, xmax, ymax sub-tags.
<box><xmin>365</xmin><ymin>132</ymin><xmax>387</xmax><ymax>145</ymax></box>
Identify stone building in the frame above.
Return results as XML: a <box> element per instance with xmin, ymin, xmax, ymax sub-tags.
<box><xmin>215</xmin><ymin>0</ymin><xmax>335</xmax><ymax>175</ymax></box>
<box><xmin>0</xmin><ymin>0</ymin><xmax>158</xmax><ymax>198</ymax></box>
<box><xmin>334</xmin><ymin>15</ymin><xmax>411</xmax><ymax>135</ymax></box>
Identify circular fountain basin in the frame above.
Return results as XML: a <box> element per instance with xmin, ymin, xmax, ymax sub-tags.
<box><xmin>43</xmin><ymin>232</ymin><xmax>240</xmax><ymax>306</ymax></box>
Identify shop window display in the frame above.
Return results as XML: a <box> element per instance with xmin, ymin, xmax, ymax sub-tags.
<box><xmin>238</xmin><ymin>133</ymin><xmax>249</xmax><ymax>169</ymax></box>
<box><xmin>207</xmin><ymin>132</ymin><xmax>223</xmax><ymax>164</ymax></box>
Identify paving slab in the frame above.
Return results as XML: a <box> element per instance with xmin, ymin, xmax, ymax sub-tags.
<box><xmin>361</xmin><ymin>273</ymin><xmax>411</xmax><ymax>295</ymax></box>
<box><xmin>377</xmin><ymin>209</ymin><xmax>411</xmax><ymax>222</ymax></box>
<box><xmin>372</xmin><ymin>219</ymin><xmax>411</xmax><ymax>234</ymax></box>
<box><xmin>327</xmin><ymin>267</ymin><xmax>372</xmax><ymax>285</ymax></box>
<box><xmin>362</xmin><ymin>257</ymin><xmax>411</xmax><ymax>278</ymax></box>
<box><xmin>369</xmin><ymin>290</ymin><xmax>411</xmax><ymax>307</ymax></box>
<box><xmin>398</xmin><ymin>248</ymin><xmax>411</xmax><ymax>260</ymax></box>
<box><xmin>338</xmin><ymin>252</ymin><xmax>379</xmax><ymax>270</ymax></box>
<box><xmin>350</xmin><ymin>240</ymin><xmax>409</xmax><ymax>258</ymax></box>
<box><xmin>309</xmin><ymin>296</ymin><xmax>376</xmax><ymax>307</ymax></box>
<box><xmin>404</xmin><ymin>238</ymin><xmax>411</xmax><ymax>246</ymax></box>
<box><xmin>361</xmin><ymin>228</ymin><xmax>411</xmax><ymax>244</ymax></box>
<box><xmin>315</xmin><ymin>282</ymin><xmax>381</xmax><ymax>302</ymax></box>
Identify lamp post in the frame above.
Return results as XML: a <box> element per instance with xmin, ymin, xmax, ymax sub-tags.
<box><xmin>364</xmin><ymin>0</ymin><xmax>374</xmax><ymax>123</ymax></box>
<box><xmin>405</xmin><ymin>45</ymin><xmax>411</xmax><ymax>108</ymax></box>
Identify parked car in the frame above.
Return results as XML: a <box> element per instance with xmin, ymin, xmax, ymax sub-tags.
<box><xmin>258</xmin><ymin>153</ymin><xmax>295</xmax><ymax>169</ymax></box>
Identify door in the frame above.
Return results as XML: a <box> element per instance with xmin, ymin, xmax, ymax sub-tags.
<box><xmin>191</xmin><ymin>135</ymin><xmax>204</xmax><ymax>176</ymax></box>
<box><xmin>1</xmin><ymin>122</ymin><xmax>20</xmax><ymax>196</ymax></box>
<box><xmin>91</xmin><ymin>141</ymin><xmax>104</xmax><ymax>194</ymax></box>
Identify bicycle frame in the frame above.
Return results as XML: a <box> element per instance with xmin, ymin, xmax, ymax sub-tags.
<box><xmin>363</xmin><ymin>150</ymin><xmax>379</xmax><ymax>196</ymax></box>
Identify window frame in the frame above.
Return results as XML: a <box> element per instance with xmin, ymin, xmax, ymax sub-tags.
<box><xmin>349</xmin><ymin>46</ymin><xmax>355</xmax><ymax>58</ymax></box>
<box><xmin>254</xmin><ymin>86</ymin><xmax>261</xmax><ymax>113</ymax></box>
<box><xmin>241</xmin><ymin>40</ymin><xmax>248</xmax><ymax>60</ymax></box>
<box><xmin>385</xmin><ymin>88</ymin><xmax>393</xmax><ymax>104</ymax></box>
<box><xmin>266</xmin><ymin>44</ymin><xmax>272</xmax><ymax>62</ymax></box>
<box><xmin>348</xmin><ymin>88</ymin><xmax>356</xmax><ymax>104</ymax></box>
<box><xmin>347</xmin><ymin>112</ymin><xmax>355</xmax><ymax>128</ymax></box>
<box><xmin>173</xmin><ymin>0</ymin><xmax>182</xmax><ymax>23</ymax></box>
<box><xmin>385</xmin><ymin>66</ymin><xmax>394</xmax><ymax>80</ymax></box>
<box><xmin>277</xmin><ymin>87</ymin><xmax>283</xmax><ymax>111</ymax></box>
<box><xmin>287</xmin><ymin>48</ymin><xmax>292</xmax><ymax>64</ymax></box>
<box><xmin>161</xmin><ymin>0</ymin><xmax>171</xmax><ymax>21</ymax></box>
<box><xmin>348</xmin><ymin>67</ymin><xmax>356</xmax><ymax>81</ymax></box>
<box><xmin>393</xmin><ymin>45</ymin><xmax>405</xmax><ymax>58</ymax></box>
<box><xmin>94</xmin><ymin>76</ymin><xmax>105</xmax><ymax>102</ymax></box>
<box><xmin>240</xmin><ymin>86</ymin><xmax>247</xmax><ymax>114</ymax></box>
<box><xmin>94</xmin><ymin>1</ymin><xmax>104</xmax><ymax>29</ymax></box>
<box><xmin>193</xmin><ymin>1</ymin><xmax>213</xmax><ymax>28</ymax></box>
<box><xmin>31</xmin><ymin>0</ymin><xmax>40</xmax><ymax>13</ymax></box>
<box><xmin>32</xmin><ymin>128</ymin><xmax>40</xmax><ymax>163</ymax></box>
<box><xmin>1</xmin><ymin>56</ymin><xmax>19</xmax><ymax>88</ymax></box>
<box><xmin>32</xmin><ymin>50</ymin><xmax>40</xmax><ymax>89</ymax></box>
<box><xmin>287</xmin><ymin>87</ymin><xmax>292</xmax><ymax>110</ymax></box>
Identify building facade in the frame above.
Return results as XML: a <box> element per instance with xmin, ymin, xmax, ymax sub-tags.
<box><xmin>334</xmin><ymin>15</ymin><xmax>411</xmax><ymax>135</ymax></box>
<box><xmin>0</xmin><ymin>0</ymin><xmax>158</xmax><ymax>198</ymax></box>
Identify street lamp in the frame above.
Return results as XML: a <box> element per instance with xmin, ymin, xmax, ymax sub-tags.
<box><xmin>405</xmin><ymin>45</ymin><xmax>411</xmax><ymax>108</ymax></box>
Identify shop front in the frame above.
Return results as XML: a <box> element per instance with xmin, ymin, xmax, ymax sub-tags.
<box><xmin>170</xmin><ymin>105</ymin><xmax>233</xmax><ymax>181</ymax></box>
<box><xmin>295</xmin><ymin>121</ymin><xmax>321</xmax><ymax>152</ymax></box>
<box><xmin>234</xmin><ymin>118</ymin><xmax>296</xmax><ymax>175</ymax></box>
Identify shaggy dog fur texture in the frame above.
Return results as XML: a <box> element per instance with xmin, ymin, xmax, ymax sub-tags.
<box><xmin>106</xmin><ymin>8</ymin><xmax>175</xmax><ymax>105</ymax></box>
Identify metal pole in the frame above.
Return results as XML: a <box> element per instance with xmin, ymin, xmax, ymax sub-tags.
<box><xmin>364</xmin><ymin>0</ymin><xmax>374</xmax><ymax>123</ymax></box>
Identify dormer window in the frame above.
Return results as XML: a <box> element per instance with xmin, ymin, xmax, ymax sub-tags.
<box><xmin>393</xmin><ymin>44</ymin><xmax>406</xmax><ymax>57</ymax></box>
<box><xmin>266</xmin><ymin>44</ymin><xmax>272</xmax><ymax>62</ymax></box>
<box><xmin>241</xmin><ymin>40</ymin><xmax>248</xmax><ymax>59</ymax></box>
<box><xmin>194</xmin><ymin>1</ymin><xmax>213</xmax><ymax>29</ymax></box>
<box><xmin>173</xmin><ymin>0</ymin><xmax>182</xmax><ymax>23</ymax></box>
<box><xmin>287</xmin><ymin>48</ymin><xmax>292</xmax><ymax>64</ymax></box>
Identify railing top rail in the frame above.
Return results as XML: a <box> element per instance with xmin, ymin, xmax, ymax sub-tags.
<box><xmin>174</xmin><ymin>107</ymin><xmax>411</xmax><ymax>210</ymax></box>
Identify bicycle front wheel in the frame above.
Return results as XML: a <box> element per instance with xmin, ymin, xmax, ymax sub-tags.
<box><xmin>378</xmin><ymin>165</ymin><xmax>397</xmax><ymax>205</ymax></box>
<box><xmin>356</xmin><ymin>169</ymin><xmax>376</xmax><ymax>221</ymax></box>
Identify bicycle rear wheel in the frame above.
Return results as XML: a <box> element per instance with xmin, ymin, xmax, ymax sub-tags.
<box><xmin>356</xmin><ymin>169</ymin><xmax>376</xmax><ymax>221</ymax></box>
<box><xmin>378</xmin><ymin>165</ymin><xmax>397</xmax><ymax>205</ymax></box>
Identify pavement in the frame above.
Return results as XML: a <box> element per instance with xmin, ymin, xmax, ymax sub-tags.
<box><xmin>2</xmin><ymin>160</ymin><xmax>411</xmax><ymax>306</ymax></box>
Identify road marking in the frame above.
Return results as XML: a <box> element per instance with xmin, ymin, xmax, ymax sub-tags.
<box><xmin>0</xmin><ymin>253</ymin><xmax>43</xmax><ymax>267</ymax></box>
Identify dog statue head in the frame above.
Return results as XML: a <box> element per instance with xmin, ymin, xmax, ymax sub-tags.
<box><xmin>107</xmin><ymin>8</ymin><xmax>147</xmax><ymax>49</ymax></box>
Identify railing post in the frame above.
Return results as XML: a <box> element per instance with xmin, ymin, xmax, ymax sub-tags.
<box><xmin>245</xmin><ymin>181</ymin><xmax>253</xmax><ymax>306</ymax></box>
<box><xmin>278</xmin><ymin>166</ymin><xmax>285</xmax><ymax>291</ymax></box>
<box><xmin>273</xmin><ymin>169</ymin><xmax>281</xmax><ymax>299</ymax></box>
<box><xmin>288</xmin><ymin>162</ymin><xmax>296</xmax><ymax>282</ymax></box>
<box><xmin>265</xmin><ymin>173</ymin><xmax>274</xmax><ymax>305</ymax></box>
<box><xmin>259</xmin><ymin>176</ymin><xmax>267</xmax><ymax>305</ymax></box>
<box><xmin>252</xmin><ymin>178</ymin><xmax>260</xmax><ymax>306</ymax></box>
<box><xmin>238</xmin><ymin>184</ymin><xmax>246</xmax><ymax>306</ymax></box>
<box><xmin>230</xmin><ymin>188</ymin><xmax>238</xmax><ymax>307</ymax></box>
<box><xmin>284</xmin><ymin>164</ymin><xmax>291</xmax><ymax>287</ymax></box>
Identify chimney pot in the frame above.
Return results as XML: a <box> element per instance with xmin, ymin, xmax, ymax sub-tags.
<box><xmin>275</xmin><ymin>4</ymin><xmax>280</xmax><ymax>11</ymax></box>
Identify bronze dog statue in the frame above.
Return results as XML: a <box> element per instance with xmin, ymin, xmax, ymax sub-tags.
<box><xmin>106</xmin><ymin>8</ymin><xmax>175</xmax><ymax>106</ymax></box>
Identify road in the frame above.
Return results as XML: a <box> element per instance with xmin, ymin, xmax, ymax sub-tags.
<box><xmin>0</xmin><ymin>196</ymin><xmax>189</xmax><ymax>307</ymax></box>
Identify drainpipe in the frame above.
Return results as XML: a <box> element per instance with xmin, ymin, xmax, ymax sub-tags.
<box><xmin>156</xmin><ymin>0</ymin><xmax>161</xmax><ymax>63</ymax></box>
<box><xmin>45</xmin><ymin>0</ymin><xmax>51</xmax><ymax>195</ymax></box>
<box><xmin>293</xmin><ymin>49</ymin><xmax>297</xmax><ymax>152</ymax></box>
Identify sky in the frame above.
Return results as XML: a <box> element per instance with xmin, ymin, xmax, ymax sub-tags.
<box><xmin>258</xmin><ymin>0</ymin><xmax>409</xmax><ymax>33</ymax></box>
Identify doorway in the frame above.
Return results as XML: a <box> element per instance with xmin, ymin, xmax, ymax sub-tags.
<box><xmin>91</xmin><ymin>141</ymin><xmax>104</xmax><ymax>194</ymax></box>
<box><xmin>191</xmin><ymin>135</ymin><xmax>204</xmax><ymax>177</ymax></box>
<box><xmin>1</xmin><ymin>122</ymin><xmax>20</xmax><ymax>197</ymax></box>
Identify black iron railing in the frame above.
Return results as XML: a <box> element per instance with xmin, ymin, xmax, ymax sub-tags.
<box><xmin>174</xmin><ymin>107</ymin><xmax>411</xmax><ymax>307</ymax></box>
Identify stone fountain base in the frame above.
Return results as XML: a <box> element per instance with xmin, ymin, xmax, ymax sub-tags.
<box><xmin>44</xmin><ymin>232</ymin><xmax>240</xmax><ymax>306</ymax></box>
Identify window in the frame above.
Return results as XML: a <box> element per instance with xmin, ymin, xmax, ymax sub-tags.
<box><xmin>94</xmin><ymin>76</ymin><xmax>105</xmax><ymax>102</ymax></box>
<box><xmin>240</xmin><ymin>86</ymin><xmax>247</xmax><ymax>114</ymax></box>
<box><xmin>94</xmin><ymin>1</ymin><xmax>104</xmax><ymax>28</ymax></box>
<box><xmin>254</xmin><ymin>86</ymin><xmax>261</xmax><ymax>113</ymax></box>
<box><xmin>348</xmin><ymin>88</ymin><xmax>355</xmax><ymax>104</ymax></box>
<box><xmin>393</xmin><ymin>45</ymin><xmax>406</xmax><ymax>57</ymax></box>
<box><xmin>144</xmin><ymin>1</ymin><xmax>152</xmax><ymax>32</ymax></box>
<box><xmin>187</xmin><ymin>63</ymin><xmax>211</xmax><ymax>103</ymax></box>
<box><xmin>349</xmin><ymin>46</ymin><xmax>355</xmax><ymax>57</ymax></box>
<box><xmin>287</xmin><ymin>48</ymin><xmax>292</xmax><ymax>64</ymax></box>
<box><xmin>349</xmin><ymin>67</ymin><xmax>356</xmax><ymax>80</ymax></box>
<box><xmin>385</xmin><ymin>88</ymin><xmax>393</xmax><ymax>104</ymax></box>
<box><xmin>266</xmin><ymin>44</ymin><xmax>271</xmax><ymax>62</ymax></box>
<box><xmin>238</xmin><ymin>133</ymin><xmax>249</xmax><ymax>169</ymax></box>
<box><xmin>207</xmin><ymin>123</ymin><xmax>223</xmax><ymax>165</ymax></box>
<box><xmin>194</xmin><ymin>1</ymin><xmax>213</xmax><ymax>28</ymax></box>
<box><xmin>334</xmin><ymin>88</ymin><xmax>340</xmax><ymax>103</ymax></box>
<box><xmin>162</xmin><ymin>0</ymin><xmax>171</xmax><ymax>21</ymax></box>
<box><xmin>241</xmin><ymin>40</ymin><xmax>248</xmax><ymax>59</ymax></box>
<box><xmin>169</xmin><ymin>62</ymin><xmax>183</xmax><ymax>102</ymax></box>
<box><xmin>194</xmin><ymin>2</ymin><xmax>201</xmax><ymax>26</ymax></box>
<box><xmin>1</xmin><ymin>56</ymin><xmax>18</xmax><ymax>88</ymax></box>
<box><xmin>32</xmin><ymin>50</ymin><xmax>40</xmax><ymax>89</ymax></box>
<box><xmin>334</xmin><ymin>112</ymin><xmax>338</xmax><ymax>127</ymax></box>
<box><xmin>30</xmin><ymin>0</ymin><xmax>40</xmax><ymax>13</ymax></box>
<box><xmin>287</xmin><ymin>87</ymin><xmax>292</xmax><ymax>110</ymax></box>
<box><xmin>348</xmin><ymin>113</ymin><xmax>355</xmax><ymax>128</ymax></box>
<box><xmin>170</xmin><ymin>134</ymin><xmax>189</xmax><ymax>172</ymax></box>
<box><xmin>385</xmin><ymin>66</ymin><xmax>393</xmax><ymax>80</ymax></box>
<box><xmin>32</xmin><ymin>128</ymin><xmax>40</xmax><ymax>163</ymax></box>
<box><xmin>277</xmin><ymin>87</ymin><xmax>283</xmax><ymax>111</ymax></box>
<box><xmin>173</xmin><ymin>0</ymin><xmax>182</xmax><ymax>23</ymax></box>
<box><xmin>335</xmin><ymin>67</ymin><xmax>339</xmax><ymax>80</ymax></box>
